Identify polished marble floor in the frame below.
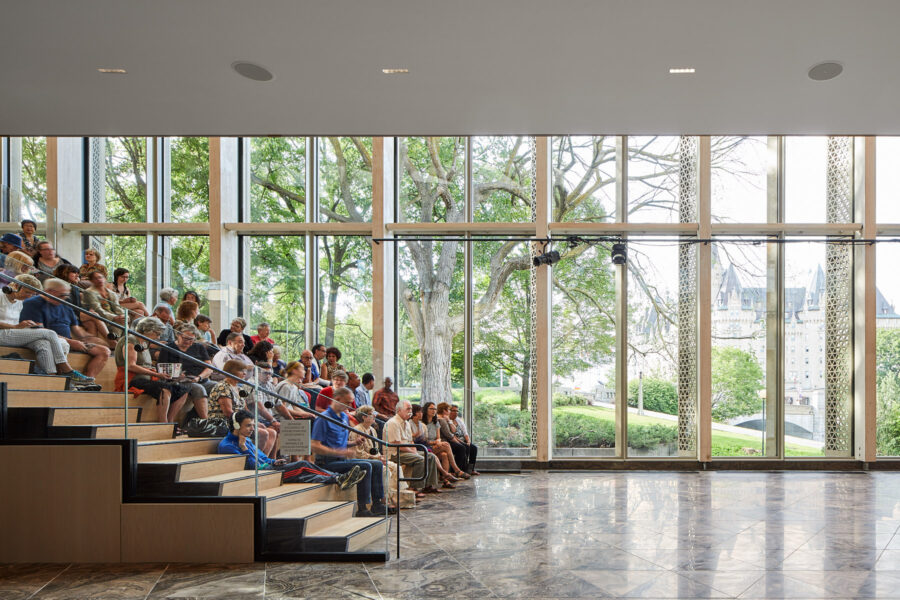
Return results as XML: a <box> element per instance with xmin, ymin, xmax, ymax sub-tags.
<box><xmin>5</xmin><ymin>471</ymin><xmax>900</xmax><ymax>598</ymax></box>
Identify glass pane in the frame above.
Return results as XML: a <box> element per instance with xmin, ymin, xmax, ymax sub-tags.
<box><xmin>783</xmin><ymin>241</ymin><xmax>832</xmax><ymax>456</ymax></box>
<box><xmin>784</xmin><ymin>137</ymin><xmax>829</xmax><ymax>223</ymax></box>
<box><xmin>96</xmin><ymin>137</ymin><xmax>149</xmax><ymax>223</ymax></box>
<box><xmin>472</xmin><ymin>136</ymin><xmax>532</xmax><ymax>222</ymax></box>
<box><xmin>166</xmin><ymin>236</ymin><xmax>210</xmax><ymax>296</ymax></box>
<box><xmin>8</xmin><ymin>136</ymin><xmax>47</xmax><ymax>222</ymax></box>
<box><xmin>472</xmin><ymin>240</ymin><xmax>533</xmax><ymax>457</ymax></box>
<box><xmin>88</xmin><ymin>235</ymin><xmax>148</xmax><ymax>305</ymax></box>
<box><xmin>626</xmin><ymin>241</ymin><xmax>683</xmax><ymax>457</ymax></box>
<box><xmin>169</xmin><ymin>137</ymin><xmax>209</xmax><ymax>223</ymax></box>
<box><xmin>551</xmin><ymin>136</ymin><xmax>616</xmax><ymax>222</ymax></box>
<box><xmin>398</xmin><ymin>137</ymin><xmax>466</xmax><ymax>223</ymax></box>
<box><xmin>877</xmin><ymin>137</ymin><xmax>900</xmax><ymax>223</ymax></box>
<box><xmin>711</xmin><ymin>136</ymin><xmax>769</xmax><ymax>223</ymax></box>
<box><xmin>249</xmin><ymin>137</ymin><xmax>306</xmax><ymax>222</ymax></box>
<box><xmin>628</xmin><ymin>136</ymin><xmax>683</xmax><ymax>223</ymax></box>
<box><xmin>551</xmin><ymin>242</ymin><xmax>616</xmax><ymax>457</ymax></box>
<box><xmin>710</xmin><ymin>241</ymin><xmax>770</xmax><ymax>456</ymax></box>
<box><xmin>317</xmin><ymin>235</ymin><xmax>372</xmax><ymax>374</ymax></box>
<box><xmin>876</xmin><ymin>243</ymin><xmax>900</xmax><ymax>456</ymax></box>
<box><xmin>318</xmin><ymin>137</ymin><xmax>372</xmax><ymax>223</ymax></box>
<box><xmin>397</xmin><ymin>239</ymin><xmax>465</xmax><ymax>406</ymax></box>
<box><xmin>247</xmin><ymin>236</ymin><xmax>305</xmax><ymax>359</ymax></box>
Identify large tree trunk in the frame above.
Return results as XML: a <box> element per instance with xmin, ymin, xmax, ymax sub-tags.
<box><xmin>419</xmin><ymin>277</ymin><xmax>455</xmax><ymax>402</ymax></box>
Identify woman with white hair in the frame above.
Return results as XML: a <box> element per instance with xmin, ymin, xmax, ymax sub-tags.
<box><xmin>0</xmin><ymin>273</ymin><xmax>94</xmax><ymax>383</ymax></box>
<box><xmin>350</xmin><ymin>404</ymin><xmax>405</xmax><ymax>511</ymax></box>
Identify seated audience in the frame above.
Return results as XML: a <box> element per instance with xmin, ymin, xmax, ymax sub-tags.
<box><xmin>350</xmin><ymin>404</ymin><xmax>405</xmax><ymax>511</ymax></box>
<box><xmin>19</xmin><ymin>219</ymin><xmax>40</xmax><ymax>254</ymax></box>
<box><xmin>422</xmin><ymin>401</ymin><xmax>464</xmax><ymax>487</ymax></box>
<box><xmin>115</xmin><ymin>317</ymin><xmax>190</xmax><ymax>423</ymax></box>
<box><xmin>175</xmin><ymin>300</ymin><xmax>198</xmax><ymax>325</ymax></box>
<box><xmin>272</xmin><ymin>360</ymin><xmax>315</xmax><ymax>419</ymax></box>
<box><xmin>246</xmin><ymin>340</ymin><xmax>274</xmax><ymax>366</ymax></box>
<box><xmin>0</xmin><ymin>233</ymin><xmax>24</xmax><ymax>267</ymax></box>
<box><xmin>448</xmin><ymin>404</ymin><xmax>479</xmax><ymax>475</ymax></box>
<box><xmin>217</xmin><ymin>317</ymin><xmax>253</xmax><ymax>354</ymax></box>
<box><xmin>4</xmin><ymin>250</ymin><xmax>34</xmax><ymax>277</ymax></box>
<box><xmin>300</xmin><ymin>349</ymin><xmax>329</xmax><ymax>389</ymax></box>
<box><xmin>0</xmin><ymin>273</ymin><xmax>93</xmax><ymax>383</ymax></box>
<box><xmin>52</xmin><ymin>264</ymin><xmax>112</xmax><ymax>342</ymax></box>
<box><xmin>33</xmin><ymin>241</ymin><xmax>72</xmax><ymax>281</ymax></box>
<box><xmin>78</xmin><ymin>248</ymin><xmax>108</xmax><ymax>282</ymax></box>
<box><xmin>351</xmin><ymin>372</ymin><xmax>375</xmax><ymax>407</ymax></box>
<box><xmin>194</xmin><ymin>314</ymin><xmax>214</xmax><ymax>344</ymax></box>
<box><xmin>157</xmin><ymin>322</ymin><xmax>215</xmax><ymax>398</ymax></box>
<box><xmin>437</xmin><ymin>402</ymin><xmax>473</xmax><ymax>477</ymax></box>
<box><xmin>108</xmin><ymin>268</ymin><xmax>149</xmax><ymax>317</ymax></box>
<box><xmin>212</xmin><ymin>332</ymin><xmax>254</xmax><ymax>377</ymax></box>
<box><xmin>249</xmin><ymin>322</ymin><xmax>274</xmax><ymax>345</ymax></box>
<box><xmin>386</xmin><ymin>400</ymin><xmax>441</xmax><ymax>497</ymax></box>
<box><xmin>182</xmin><ymin>290</ymin><xmax>201</xmax><ymax>305</ymax></box>
<box><xmin>18</xmin><ymin>277</ymin><xmax>110</xmax><ymax>379</ymax></box>
<box><xmin>323</xmin><ymin>346</ymin><xmax>345</xmax><ymax>377</ymax></box>
<box><xmin>316</xmin><ymin>369</ymin><xmax>350</xmax><ymax>412</ymax></box>
<box><xmin>159</xmin><ymin>287</ymin><xmax>178</xmax><ymax>307</ymax></box>
<box><xmin>208</xmin><ymin>359</ymin><xmax>276</xmax><ymax>456</ymax></box>
<box><xmin>272</xmin><ymin>345</ymin><xmax>286</xmax><ymax>377</ymax></box>
<box><xmin>83</xmin><ymin>271</ymin><xmax>127</xmax><ymax>338</ymax></box>
<box><xmin>219</xmin><ymin>409</ymin><xmax>364</xmax><ymax>488</ymax></box>
<box><xmin>311</xmin><ymin>343</ymin><xmax>329</xmax><ymax>380</ymax></box>
<box><xmin>249</xmin><ymin>361</ymin><xmax>283</xmax><ymax>434</ymax></box>
<box><xmin>311</xmin><ymin>387</ymin><xmax>387</xmax><ymax>517</ymax></box>
<box><xmin>373</xmin><ymin>376</ymin><xmax>399</xmax><ymax>420</ymax></box>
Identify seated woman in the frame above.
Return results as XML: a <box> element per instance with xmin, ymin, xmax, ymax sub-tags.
<box><xmin>54</xmin><ymin>264</ymin><xmax>112</xmax><ymax>341</ymax></box>
<box><xmin>208</xmin><ymin>359</ymin><xmax>278</xmax><ymax>457</ymax></box>
<box><xmin>218</xmin><ymin>409</ymin><xmax>364</xmax><ymax>488</ymax></box>
<box><xmin>0</xmin><ymin>273</ymin><xmax>94</xmax><ymax>383</ymax></box>
<box><xmin>422</xmin><ymin>401</ymin><xmax>465</xmax><ymax>487</ymax></box>
<box><xmin>175</xmin><ymin>300</ymin><xmax>198</xmax><ymax>325</ymax></box>
<box><xmin>182</xmin><ymin>290</ymin><xmax>201</xmax><ymax>305</ymax></box>
<box><xmin>436</xmin><ymin>401</ymin><xmax>471</xmax><ymax>478</ymax></box>
<box><xmin>194</xmin><ymin>314</ymin><xmax>214</xmax><ymax>345</ymax></box>
<box><xmin>78</xmin><ymin>248</ymin><xmax>108</xmax><ymax>283</ymax></box>
<box><xmin>108</xmin><ymin>268</ymin><xmax>149</xmax><ymax>317</ymax></box>
<box><xmin>272</xmin><ymin>345</ymin><xmax>286</xmax><ymax>377</ymax></box>
<box><xmin>273</xmin><ymin>360</ymin><xmax>315</xmax><ymax>419</ymax></box>
<box><xmin>114</xmin><ymin>317</ymin><xmax>191</xmax><ymax>423</ymax></box>
<box><xmin>246</xmin><ymin>340</ymin><xmax>274</xmax><ymax>366</ymax></box>
<box><xmin>323</xmin><ymin>346</ymin><xmax>345</xmax><ymax>379</ymax></box>
<box><xmin>83</xmin><ymin>271</ymin><xmax>127</xmax><ymax>343</ymax></box>
<box><xmin>19</xmin><ymin>219</ymin><xmax>40</xmax><ymax>255</ymax></box>
<box><xmin>350</xmin><ymin>405</ymin><xmax>405</xmax><ymax>511</ymax></box>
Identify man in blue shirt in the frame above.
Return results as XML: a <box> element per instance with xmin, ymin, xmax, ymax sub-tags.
<box><xmin>219</xmin><ymin>410</ymin><xmax>364</xmax><ymax>488</ymax></box>
<box><xmin>19</xmin><ymin>278</ymin><xmax>111</xmax><ymax>379</ymax></box>
<box><xmin>311</xmin><ymin>387</ymin><xmax>386</xmax><ymax>517</ymax></box>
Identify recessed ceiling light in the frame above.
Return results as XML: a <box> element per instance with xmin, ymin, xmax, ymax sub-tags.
<box><xmin>232</xmin><ymin>61</ymin><xmax>274</xmax><ymax>82</ymax></box>
<box><xmin>382</xmin><ymin>68</ymin><xmax>409</xmax><ymax>74</ymax></box>
<box><xmin>668</xmin><ymin>67</ymin><xmax>695</xmax><ymax>74</ymax></box>
<box><xmin>808</xmin><ymin>61</ymin><xmax>843</xmax><ymax>81</ymax></box>
<box><xmin>97</xmin><ymin>68</ymin><xmax>127</xmax><ymax>74</ymax></box>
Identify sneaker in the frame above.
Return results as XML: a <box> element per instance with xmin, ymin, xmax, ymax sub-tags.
<box><xmin>336</xmin><ymin>465</ymin><xmax>364</xmax><ymax>490</ymax></box>
<box><xmin>72</xmin><ymin>382</ymin><xmax>102</xmax><ymax>392</ymax></box>
<box><xmin>369</xmin><ymin>502</ymin><xmax>388</xmax><ymax>515</ymax></box>
<box><xmin>65</xmin><ymin>370</ymin><xmax>95</xmax><ymax>383</ymax></box>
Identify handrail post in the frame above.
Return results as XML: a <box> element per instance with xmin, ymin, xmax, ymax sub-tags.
<box><xmin>123</xmin><ymin>309</ymin><xmax>129</xmax><ymax>438</ymax></box>
<box><xmin>253</xmin><ymin>365</ymin><xmax>260</xmax><ymax>497</ymax></box>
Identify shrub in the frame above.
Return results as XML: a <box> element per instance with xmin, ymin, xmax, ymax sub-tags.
<box><xmin>627</xmin><ymin>378</ymin><xmax>677</xmax><ymax>415</ymax></box>
<box><xmin>552</xmin><ymin>393</ymin><xmax>590</xmax><ymax>407</ymax></box>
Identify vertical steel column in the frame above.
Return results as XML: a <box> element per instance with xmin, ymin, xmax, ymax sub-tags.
<box><xmin>305</xmin><ymin>137</ymin><xmax>318</xmax><ymax>349</ymax></box>
<box><xmin>614</xmin><ymin>136</ymin><xmax>628</xmax><ymax>458</ymax></box>
<box><xmin>677</xmin><ymin>136</ymin><xmax>699</xmax><ymax>457</ymax></box>
<box><xmin>464</xmin><ymin>138</ymin><xmax>475</xmax><ymax>432</ymax></box>
<box><xmin>698</xmin><ymin>137</ymin><xmax>712</xmax><ymax>462</ymax></box>
<box><xmin>824</xmin><ymin>137</ymin><xmax>853</xmax><ymax>456</ymax></box>
<box><xmin>766</xmin><ymin>136</ymin><xmax>783</xmax><ymax>458</ymax></box>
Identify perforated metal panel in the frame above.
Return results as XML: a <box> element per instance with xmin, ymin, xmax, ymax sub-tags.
<box><xmin>677</xmin><ymin>136</ymin><xmax>698</xmax><ymax>457</ymax></box>
<box><xmin>824</xmin><ymin>136</ymin><xmax>853</xmax><ymax>456</ymax></box>
<box><xmin>88</xmin><ymin>138</ymin><xmax>106</xmax><ymax>252</ymax></box>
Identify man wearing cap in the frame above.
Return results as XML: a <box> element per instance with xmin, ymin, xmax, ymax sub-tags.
<box><xmin>0</xmin><ymin>233</ymin><xmax>24</xmax><ymax>267</ymax></box>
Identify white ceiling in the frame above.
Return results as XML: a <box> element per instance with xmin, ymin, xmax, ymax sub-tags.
<box><xmin>2</xmin><ymin>0</ymin><xmax>899</xmax><ymax>136</ymax></box>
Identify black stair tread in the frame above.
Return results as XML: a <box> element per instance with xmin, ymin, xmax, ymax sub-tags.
<box><xmin>306</xmin><ymin>517</ymin><xmax>385</xmax><ymax>538</ymax></box>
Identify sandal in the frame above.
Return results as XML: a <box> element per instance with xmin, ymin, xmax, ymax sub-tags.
<box><xmin>415</xmin><ymin>491</ymin><xmax>427</xmax><ymax>499</ymax></box>
<box><xmin>441</xmin><ymin>482</ymin><xmax>456</xmax><ymax>489</ymax></box>
<box><xmin>454</xmin><ymin>471</ymin><xmax>470</xmax><ymax>479</ymax></box>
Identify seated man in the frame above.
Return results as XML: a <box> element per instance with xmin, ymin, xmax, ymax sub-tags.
<box><xmin>311</xmin><ymin>387</ymin><xmax>387</xmax><ymax>517</ymax></box>
<box><xmin>302</xmin><ymin>348</ymin><xmax>330</xmax><ymax>387</ymax></box>
<box><xmin>386</xmin><ymin>400</ymin><xmax>441</xmax><ymax>496</ymax></box>
<box><xmin>0</xmin><ymin>273</ymin><xmax>94</xmax><ymax>384</ymax></box>
<box><xmin>219</xmin><ymin>409</ymin><xmax>364</xmax><ymax>488</ymax></box>
<box><xmin>448</xmin><ymin>404</ymin><xmax>479</xmax><ymax>475</ymax></box>
<box><xmin>316</xmin><ymin>370</ymin><xmax>350</xmax><ymax>412</ymax></box>
<box><xmin>157</xmin><ymin>322</ymin><xmax>216</xmax><ymax>422</ymax></box>
<box><xmin>18</xmin><ymin>278</ymin><xmax>110</xmax><ymax>380</ymax></box>
<box><xmin>158</xmin><ymin>287</ymin><xmax>178</xmax><ymax>308</ymax></box>
<box><xmin>373</xmin><ymin>377</ymin><xmax>399</xmax><ymax>421</ymax></box>
<box><xmin>249</xmin><ymin>322</ymin><xmax>274</xmax><ymax>345</ymax></box>
<box><xmin>211</xmin><ymin>332</ymin><xmax>253</xmax><ymax>379</ymax></box>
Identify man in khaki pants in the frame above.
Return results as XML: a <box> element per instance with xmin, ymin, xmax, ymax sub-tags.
<box><xmin>385</xmin><ymin>400</ymin><xmax>441</xmax><ymax>496</ymax></box>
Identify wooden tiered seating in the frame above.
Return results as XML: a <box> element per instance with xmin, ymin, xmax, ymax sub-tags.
<box><xmin>0</xmin><ymin>345</ymin><xmax>117</xmax><ymax>390</ymax></box>
<box><xmin>1</xmin><ymin>356</ymin><xmax>390</xmax><ymax>557</ymax></box>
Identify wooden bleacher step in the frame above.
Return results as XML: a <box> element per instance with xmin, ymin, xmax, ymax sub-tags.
<box><xmin>178</xmin><ymin>470</ymin><xmax>283</xmax><ymax>495</ymax></box>
<box><xmin>137</xmin><ymin>438</ymin><xmax>219</xmax><ymax>462</ymax></box>
<box><xmin>173</xmin><ymin>455</ymin><xmax>247</xmax><ymax>480</ymax></box>
<box><xmin>7</xmin><ymin>389</ymin><xmax>142</xmax><ymax>407</ymax></box>
<box><xmin>48</xmin><ymin>407</ymin><xmax>141</xmax><ymax>426</ymax></box>
<box><xmin>0</xmin><ymin>357</ymin><xmax>32</xmax><ymax>374</ymax></box>
<box><xmin>50</xmin><ymin>422</ymin><xmax>175</xmax><ymax>441</ymax></box>
<box><xmin>304</xmin><ymin>517</ymin><xmax>389</xmax><ymax>553</ymax></box>
<box><xmin>1</xmin><ymin>373</ymin><xmax>69</xmax><ymax>391</ymax></box>
<box><xmin>0</xmin><ymin>345</ymin><xmax>116</xmax><ymax>391</ymax></box>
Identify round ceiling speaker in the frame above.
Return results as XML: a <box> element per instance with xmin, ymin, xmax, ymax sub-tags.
<box><xmin>232</xmin><ymin>61</ymin><xmax>274</xmax><ymax>82</ymax></box>
<box><xmin>808</xmin><ymin>61</ymin><xmax>843</xmax><ymax>81</ymax></box>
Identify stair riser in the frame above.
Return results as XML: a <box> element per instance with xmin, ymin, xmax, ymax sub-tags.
<box><xmin>304</xmin><ymin>504</ymin><xmax>357</xmax><ymax>536</ymax></box>
<box><xmin>303</xmin><ymin>520</ymin><xmax>390</xmax><ymax>553</ymax></box>
<box><xmin>219</xmin><ymin>472</ymin><xmax>283</xmax><ymax>495</ymax></box>
<box><xmin>0</xmin><ymin>359</ymin><xmax>31</xmax><ymax>374</ymax></box>
<box><xmin>176</xmin><ymin>456</ymin><xmax>248</xmax><ymax>481</ymax></box>
<box><xmin>137</xmin><ymin>439</ymin><xmax>220</xmax><ymax>462</ymax></box>
<box><xmin>347</xmin><ymin>521</ymin><xmax>390</xmax><ymax>552</ymax></box>
<box><xmin>264</xmin><ymin>483</ymin><xmax>354</xmax><ymax>514</ymax></box>
<box><xmin>0</xmin><ymin>346</ymin><xmax>116</xmax><ymax>390</ymax></box>
<box><xmin>2</xmin><ymin>374</ymin><xmax>68</xmax><ymax>391</ymax></box>
<box><xmin>6</xmin><ymin>391</ymin><xmax>136</xmax><ymax>407</ymax></box>
<box><xmin>50</xmin><ymin>408</ymin><xmax>141</xmax><ymax>426</ymax></box>
<box><xmin>93</xmin><ymin>425</ymin><xmax>174</xmax><ymax>441</ymax></box>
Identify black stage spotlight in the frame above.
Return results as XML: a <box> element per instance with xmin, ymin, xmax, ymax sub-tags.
<box><xmin>533</xmin><ymin>250</ymin><xmax>561</xmax><ymax>267</ymax></box>
<box><xmin>611</xmin><ymin>243</ymin><xmax>627</xmax><ymax>265</ymax></box>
